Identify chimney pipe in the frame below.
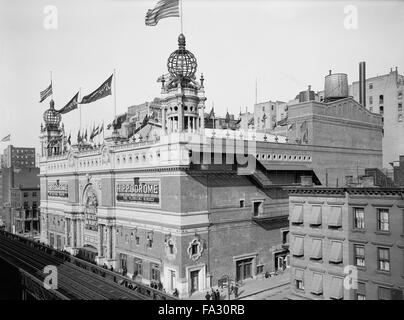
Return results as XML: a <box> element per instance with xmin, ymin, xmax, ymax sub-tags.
<box><xmin>359</xmin><ymin>61</ymin><xmax>366</xmax><ymax>107</ymax></box>
<box><xmin>329</xmin><ymin>70</ymin><xmax>332</xmax><ymax>75</ymax></box>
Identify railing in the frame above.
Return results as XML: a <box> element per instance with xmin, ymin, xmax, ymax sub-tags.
<box><xmin>0</xmin><ymin>230</ymin><xmax>177</xmax><ymax>300</ymax></box>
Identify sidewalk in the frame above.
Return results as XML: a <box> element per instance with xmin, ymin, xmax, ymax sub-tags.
<box><xmin>188</xmin><ymin>269</ymin><xmax>290</xmax><ymax>300</ymax></box>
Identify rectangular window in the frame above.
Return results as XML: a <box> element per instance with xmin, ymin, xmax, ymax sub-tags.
<box><xmin>356</xmin><ymin>282</ymin><xmax>366</xmax><ymax>300</ymax></box>
<box><xmin>291</xmin><ymin>205</ymin><xmax>303</xmax><ymax>225</ymax></box>
<box><xmin>354</xmin><ymin>244</ymin><xmax>365</xmax><ymax>267</ymax></box>
<box><xmin>378</xmin><ymin>287</ymin><xmax>391</xmax><ymax>300</ymax></box>
<box><xmin>239</xmin><ymin>199</ymin><xmax>245</xmax><ymax>208</ymax></box>
<box><xmin>379</xmin><ymin>95</ymin><xmax>384</xmax><ymax>105</ymax></box>
<box><xmin>294</xmin><ymin>269</ymin><xmax>304</xmax><ymax>290</ymax></box>
<box><xmin>295</xmin><ymin>279</ymin><xmax>304</xmax><ymax>290</ymax></box>
<box><xmin>32</xmin><ymin>192</ymin><xmax>37</xmax><ymax>197</ymax></box>
<box><xmin>398</xmin><ymin>103</ymin><xmax>403</xmax><ymax>112</ymax></box>
<box><xmin>256</xmin><ymin>265</ymin><xmax>264</xmax><ymax>274</ymax></box>
<box><xmin>399</xmin><ymin>114</ymin><xmax>403</xmax><ymax>122</ymax></box>
<box><xmin>23</xmin><ymin>192</ymin><xmax>28</xmax><ymax>198</ymax></box>
<box><xmin>151</xmin><ymin>263</ymin><xmax>161</xmax><ymax>282</ymax></box>
<box><xmin>353</xmin><ymin>208</ymin><xmax>365</xmax><ymax>229</ymax></box>
<box><xmin>369</xmin><ymin>106</ymin><xmax>373</xmax><ymax>113</ymax></box>
<box><xmin>369</xmin><ymin>83</ymin><xmax>373</xmax><ymax>90</ymax></box>
<box><xmin>369</xmin><ymin>96</ymin><xmax>373</xmax><ymax>105</ymax></box>
<box><xmin>253</xmin><ymin>201</ymin><xmax>263</xmax><ymax>217</ymax></box>
<box><xmin>379</xmin><ymin>106</ymin><xmax>384</xmax><ymax>115</ymax></box>
<box><xmin>378</xmin><ymin>247</ymin><xmax>390</xmax><ymax>272</ymax></box>
<box><xmin>134</xmin><ymin>259</ymin><xmax>142</xmax><ymax>276</ymax></box>
<box><xmin>377</xmin><ymin>209</ymin><xmax>389</xmax><ymax>231</ymax></box>
<box><xmin>310</xmin><ymin>239</ymin><xmax>322</xmax><ymax>260</ymax></box>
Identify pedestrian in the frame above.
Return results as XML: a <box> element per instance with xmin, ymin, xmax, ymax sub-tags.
<box><xmin>234</xmin><ymin>284</ymin><xmax>239</xmax><ymax>299</ymax></box>
<box><xmin>215</xmin><ymin>289</ymin><xmax>220</xmax><ymax>300</ymax></box>
<box><xmin>158</xmin><ymin>282</ymin><xmax>163</xmax><ymax>291</ymax></box>
<box><xmin>173</xmin><ymin>288</ymin><xmax>179</xmax><ymax>297</ymax></box>
<box><xmin>211</xmin><ymin>288</ymin><xmax>216</xmax><ymax>300</ymax></box>
<box><xmin>205</xmin><ymin>291</ymin><xmax>211</xmax><ymax>300</ymax></box>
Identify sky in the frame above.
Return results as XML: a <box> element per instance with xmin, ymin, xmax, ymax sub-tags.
<box><xmin>1</xmin><ymin>0</ymin><xmax>404</xmax><ymax>152</ymax></box>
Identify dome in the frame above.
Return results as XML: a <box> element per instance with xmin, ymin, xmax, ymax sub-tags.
<box><xmin>167</xmin><ymin>34</ymin><xmax>197</xmax><ymax>79</ymax></box>
<box><xmin>43</xmin><ymin>99</ymin><xmax>61</xmax><ymax>128</ymax></box>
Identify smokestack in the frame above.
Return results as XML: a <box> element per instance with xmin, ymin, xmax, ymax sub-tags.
<box><xmin>359</xmin><ymin>61</ymin><xmax>366</xmax><ymax>107</ymax></box>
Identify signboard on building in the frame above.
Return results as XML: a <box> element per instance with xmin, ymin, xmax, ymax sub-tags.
<box><xmin>116</xmin><ymin>179</ymin><xmax>160</xmax><ymax>204</ymax></box>
<box><xmin>47</xmin><ymin>182</ymin><xmax>68</xmax><ymax>198</ymax></box>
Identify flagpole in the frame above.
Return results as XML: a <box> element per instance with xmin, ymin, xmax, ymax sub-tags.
<box><xmin>79</xmin><ymin>87</ymin><xmax>82</xmax><ymax>133</ymax></box>
<box><xmin>50</xmin><ymin>71</ymin><xmax>53</xmax><ymax>99</ymax></box>
<box><xmin>113</xmin><ymin>69</ymin><xmax>117</xmax><ymax>119</ymax></box>
<box><xmin>180</xmin><ymin>0</ymin><xmax>183</xmax><ymax>34</ymax></box>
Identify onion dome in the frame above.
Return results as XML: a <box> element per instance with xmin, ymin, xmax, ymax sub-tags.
<box><xmin>43</xmin><ymin>99</ymin><xmax>61</xmax><ymax>128</ymax></box>
<box><xmin>167</xmin><ymin>34</ymin><xmax>197</xmax><ymax>79</ymax></box>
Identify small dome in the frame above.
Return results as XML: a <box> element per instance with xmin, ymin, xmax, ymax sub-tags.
<box><xmin>167</xmin><ymin>34</ymin><xmax>197</xmax><ymax>79</ymax></box>
<box><xmin>43</xmin><ymin>99</ymin><xmax>61</xmax><ymax>128</ymax></box>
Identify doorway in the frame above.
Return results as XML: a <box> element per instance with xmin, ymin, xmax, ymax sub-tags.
<box><xmin>236</xmin><ymin>258</ymin><xmax>253</xmax><ymax>282</ymax></box>
<box><xmin>190</xmin><ymin>270</ymin><xmax>199</xmax><ymax>293</ymax></box>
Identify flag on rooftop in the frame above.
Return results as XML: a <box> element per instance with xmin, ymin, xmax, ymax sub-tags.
<box><xmin>39</xmin><ymin>83</ymin><xmax>53</xmax><ymax>103</ymax></box>
<box><xmin>145</xmin><ymin>0</ymin><xmax>180</xmax><ymax>26</ymax></box>
<box><xmin>1</xmin><ymin>134</ymin><xmax>10</xmax><ymax>142</ymax></box>
<box><xmin>80</xmin><ymin>75</ymin><xmax>113</xmax><ymax>105</ymax></box>
<box><xmin>58</xmin><ymin>91</ymin><xmax>79</xmax><ymax>114</ymax></box>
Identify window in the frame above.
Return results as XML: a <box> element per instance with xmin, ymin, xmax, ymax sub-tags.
<box><xmin>291</xmin><ymin>236</ymin><xmax>304</xmax><ymax>257</ymax></box>
<box><xmin>377</xmin><ymin>247</ymin><xmax>390</xmax><ymax>272</ymax></box>
<box><xmin>379</xmin><ymin>95</ymin><xmax>384</xmax><ymax>105</ymax></box>
<box><xmin>399</xmin><ymin>114</ymin><xmax>403</xmax><ymax>122</ymax></box>
<box><xmin>328</xmin><ymin>206</ymin><xmax>342</xmax><ymax>229</ymax></box>
<box><xmin>151</xmin><ymin>263</ymin><xmax>161</xmax><ymax>282</ymax></box>
<box><xmin>23</xmin><ymin>192</ymin><xmax>28</xmax><ymax>198</ymax></box>
<box><xmin>308</xmin><ymin>206</ymin><xmax>322</xmax><ymax>226</ymax></box>
<box><xmin>353</xmin><ymin>208</ymin><xmax>365</xmax><ymax>229</ymax></box>
<box><xmin>262</xmin><ymin>106</ymin><xmax>265</xmax><ymax>112</ymax></box>
<box><xmin>310</xmin><ymin>273</ymin><xmax>323</xmax><ymax>295</ymax></box>
<box><xmin>377</xmin><ymin>209</ymin><xmax>389</xmax><ymax>232</ymax></box>
<box><xmin>310</xmin><ymin>239</ymin><xmax>322</xmax><ymax>261</ymax></box>
<box><xmin>252</xmin><ymin>201</ymin><xmax>263</xmax><ymax>217</ymax></box>
<box><xmin>369</xmin><ymin>96</ymin><xmax>373</xmax><ymax>105</ymax></box>
<box><xmin>398</xmin><ymin>103</ymin><xmax>403</xmax><ymax>112</ymax></box>
<box><xmin>379</xmin><ymin>106</ymin><xmax>384</xmax><ymax>115</ymax></box>
<box><xmin>369</xmin><ymin>106</ymin><xmax>373</xmax><ymax>113</ymax></box>
<box><xmin>329</xmin><ymin>277</ymin><xmax>343</xmax><ymax>300</ymax></box>
<box><xmin>135</xmin><ymin>235</ymin><xmax>140</xmax><ymax>245</ymax></box>
<box><xmin>291</xmin><ymin>205</ymin><xmax>303</xmax><ymax>225</ymax></box>
<box><xmin>378</xmin><ymin>287</ymin><xmax>391</xmax><ymax>300</ymax></box>
<box><xmin>191</xmin><ymin>243</ymin><xmax>198</xmax><ymax>255</ymax></box>
<box><xmin>354</xmin><ymin>244</ymin><xmax>365</xmax><ymax>267</ymax></box>
<box><xmin>294</xmin><ymin>269</ymin><xmax>304</xmax><ymax>290</ymax></box>
<box><xmin>356</xmin><ymin>282</ymin><xmax>366</xmax><ymax>300</ymax></box>
<box><xmin>329</xmin><ymin>241</ymin><xmax>343</xmax><ymax>264</ymax></box>
<box><xmin>256</xmin><ymin>265</ymin><xmax>264</xmax><ymax>274</ymax></box>
<box><xmin>295</xmin><ymin>279</ymin><xmax>304</xmax><ymax>290</ymax></box>
<box><xmin>134</xmin><ymin>259</ymin><xmax>142</xmax><ymax>276</ymax></box>
<box><xmin>369</xmin><ymin>83</ymin><xmax>373</xmax><ymax>90</ymax></box>
<box><xmin>239</xmin><ymin>199</ymin><xmax>245</xmax><ymax>208</ymax></box>
<box><xmin>32</xmin><ymin>192</ymin><xmax>37</xmax><ymax>197</ymax></box>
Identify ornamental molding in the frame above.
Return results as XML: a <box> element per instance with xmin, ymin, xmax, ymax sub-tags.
<box><xmin>187</xmin><ymin>238</ymin><xmax>203</xmax><ymax>261</ymax></box>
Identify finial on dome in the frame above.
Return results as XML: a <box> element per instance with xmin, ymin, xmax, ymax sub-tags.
<box><xmin>178</xmin><ymin>33</ymin><xmax>186</xmax><ymax>49</ymax></box>
<box><xmin>50</xmin><ymin>99</ymin><xmax>55</xmax><ymax>109</ymax></box>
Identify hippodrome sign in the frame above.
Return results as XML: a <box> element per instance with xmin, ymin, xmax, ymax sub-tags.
<box><xmin>47</xmin><ymin>182</ymin><xmax>68</xmax><ymax>198</ymax></box>
<box><xmin>116</xmin><ymin>179</ymin><xmax>160</xmax><ymax>204</ymax></box>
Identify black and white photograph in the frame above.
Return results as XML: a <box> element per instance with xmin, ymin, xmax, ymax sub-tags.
<box><xmin>0</xmin><ymin>0</ymin><xmax>404</xmax><ymax>312</ymax></box>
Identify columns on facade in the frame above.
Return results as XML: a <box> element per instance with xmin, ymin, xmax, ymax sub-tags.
<box><xmin>200</xmin><ymin>104</ymin><xmax>205</xmax><ymax>133</ymax></box>
<box><xmin>98</xmin><ymin>224</ymin><xmax>104</xmax><ymax>257</ymax></box>
<box><xmin>71</xmin><ymin>218</ymin><xmax>76</xmax><ymax>248</ymax></box>
<box><xmin>106</xmin><ymin>225</ymin><xmax>111</xmax><ymax>260</ymax></box>
<box><xmin>162</xmin><ymin>107</ymin><xmax>166</xmax><ymax>135</ymax></box>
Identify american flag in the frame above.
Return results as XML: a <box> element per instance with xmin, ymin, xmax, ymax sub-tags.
<box><xmin>40</xmin><ymin>83</ymin><xmax>53</xmax><ymax>103</ymax></box>
<box><xmin>145</xmin><ymin>0</ymin><xmax>180</xmax><ymax>26</ymax></box>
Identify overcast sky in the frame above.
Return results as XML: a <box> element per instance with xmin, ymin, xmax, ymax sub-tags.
<box><xmin>1</xmin><ymin>0</ymin><xmax>403</xmax><ymax>151</ymax></box>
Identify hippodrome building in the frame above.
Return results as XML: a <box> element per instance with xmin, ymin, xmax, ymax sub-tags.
<box><xmin>38</xmin><ymin>34</ymin><xmax>383</xmax><ymax>298</ymax></box>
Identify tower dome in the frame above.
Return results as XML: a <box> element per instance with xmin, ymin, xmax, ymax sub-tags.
<box><xmin>43</xmin><ymin>99</ymin><xmax>61</xmax><ymax>128</ymax></box>
<box><xmin>167</xmin><ymin>34</ymin><xmax>197</xmax><ymax>79</ymax></box>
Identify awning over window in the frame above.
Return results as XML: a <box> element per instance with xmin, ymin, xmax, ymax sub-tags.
<box><xmin>309</xmin><ymin>206</ymin><xmax>322</xmax><ymax>225</ymax></box>
<box><xmin>310</xmin><ymin>273</ymin><xmax>323</xmax><ymax>295</ymax></box>
<box><xmin>330</xmin><ymin>277</ymin><xmax>343</xmax><ymax>299</ymax></box>
<box><xmin>328</xmin><ymin>206</ymin><xmax>342</xmax><ymax>227</ymax></box>
<box><xmin>329</xmin><ymin>241</ymin><xmax>343</xmax><ymax>263</ymax></box>
<box><xmin>291</xmin><ymin>205</ymin><xmax>303</xmax><ymax>223</ymax></box>
<box><xmin>292</xmin><ymin>236</ymin><xmax>304</xmax><ymax>256</ymax></box>
<box><xmin>310</xmin><ymin>239</ymin><xmax>322</xmax><ymax>259</ymax></box>
<box><xmin>295</xmin><ymin>268</ymin><xmax>304</xmax><ymax>280</ymax></box>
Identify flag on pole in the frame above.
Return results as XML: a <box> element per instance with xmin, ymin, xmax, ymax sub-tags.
<box><xmin>39</xmin><ymin>83</ymin><xmax>53</xmax><ymax>103</ymax></box>
<box><xmin>80</xmin><ymin>75</ymin><xmax>113</xmax><ymax>104</ymax></box>
<box><xmin>58</xmin><ymin>92</ymin><xmax>79</xmax><ymax>114</ymax></box>
<box><xmin>67</xmin><ymin>133</ymin><xmax>71</xmax><ymax>145</ymax></box>
<box><xmin>1</xmin><ymin>134</ymin><xmax>10</xmax><ymax>142</ymax></box>
<box><xmin>145</xmin><ymin>0</ymin><xmax>180</xmax><ymax>26</ymax></box>
<box><xmin>77</xmin><ymin>130</ymin><xmax>81</xmax><ymax>144</ymax></box>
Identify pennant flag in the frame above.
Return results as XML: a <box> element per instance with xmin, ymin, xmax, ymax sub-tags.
<box><xmin>84</xmin><ymin>129</ymin><xmax>88</xmax><ymax>141</ymax></box>
<box><xmin>90</xmin><ymin>124</ymin><xmax>100</xmax><ymax>140</ymax></box>
<box><xmin>1</xmin><ymin>134</ymin><xmax>10</xmax><ymax>142</ymax></box>
<box><xmin>40</xmin><ymin>83</ymin><xmax>53</xmax><ymax>103</ymax></box>
<box><xmin>80</xmin><ymin>75</ymin><xmax>113</xmax><ymax>104</ymax></box>
<box><xmin>247</xmin><ymin>117</ymin><xmax>254</xmax><ymax>126</ymax></box>
<box><xmin>145</xmin><ymin>0</ymin><xmax>180</xmax><ymax>26</ymax></box>
<box><xmin>77</xmin><ymin>130</ymin><xmax>81</xmax><ymax>143</ymax></box>
<box><xmin>99</xmin><ymin>123</ymin><xmax>104</xmax><ymax>134</ymax></box>
<box><xmin>67</xmin><ymin>133</ymin><xmax>71</xmax><ymax>145</ymax></box>
<box><xmin>58</xmin><ymin>92</ymin><xmax>79</xmax><ymax>114</ymax></box>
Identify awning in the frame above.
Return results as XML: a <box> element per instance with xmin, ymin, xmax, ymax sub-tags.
<box><xmin>291</xmin><ymin>205</ymin><xmax>303</xmax><ymax>224</ymax></box>
<box><xmin>330</xmin><ymin>277</ymin><xmax>343</xmax><ymax>299</ymax></box>
<box><xmin>259</xmin><ymin>162</ymin><xmax>311</xmax><ymax>171</ymax></box>
<box><xmin>295</xmin><ymin>269</ymin><xmax>304</xmax><ymax>280</ymax></box>
<box><xmin>310</xmin><ymin>239</ymin><xmax>322</xmax><ymax>260</ymax></box>
<box><xmin>292</xmin><ymin>236</ymin><xmax>304</xmax><ymax>257</ymax></box>
<box><xmin>328</xmin><ymin>206</ymin><xmax>342</xmax><ymax>227</ymax></box>
<box><xmin>310</xmin><ymin>273</ymin><xmax>323</xmax><ymax>295</ymax></box>
<box><xmin>309</xmin><ymin>206</ymin><xmax>322</xmax><ymax>225</ymax></box>
<box><xmin>329</xmin><ymin>241</ymin><xmax>343</xmax><ymax>263</ymax></box>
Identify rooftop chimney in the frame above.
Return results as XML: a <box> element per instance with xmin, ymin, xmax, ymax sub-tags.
<box><xmin>359</xmin><ymin>61</ymin><xmax>366</xmax><ymax>107</ymax></box>
<box><xmin>301</xmin><ymin>175</ymin><xmax>313</xmax><ymax>187</ymax></box>
<box><xmin>329</xmin><ymin>70</ymin><xmax>332</xmax><ymax>75</ymax></box>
